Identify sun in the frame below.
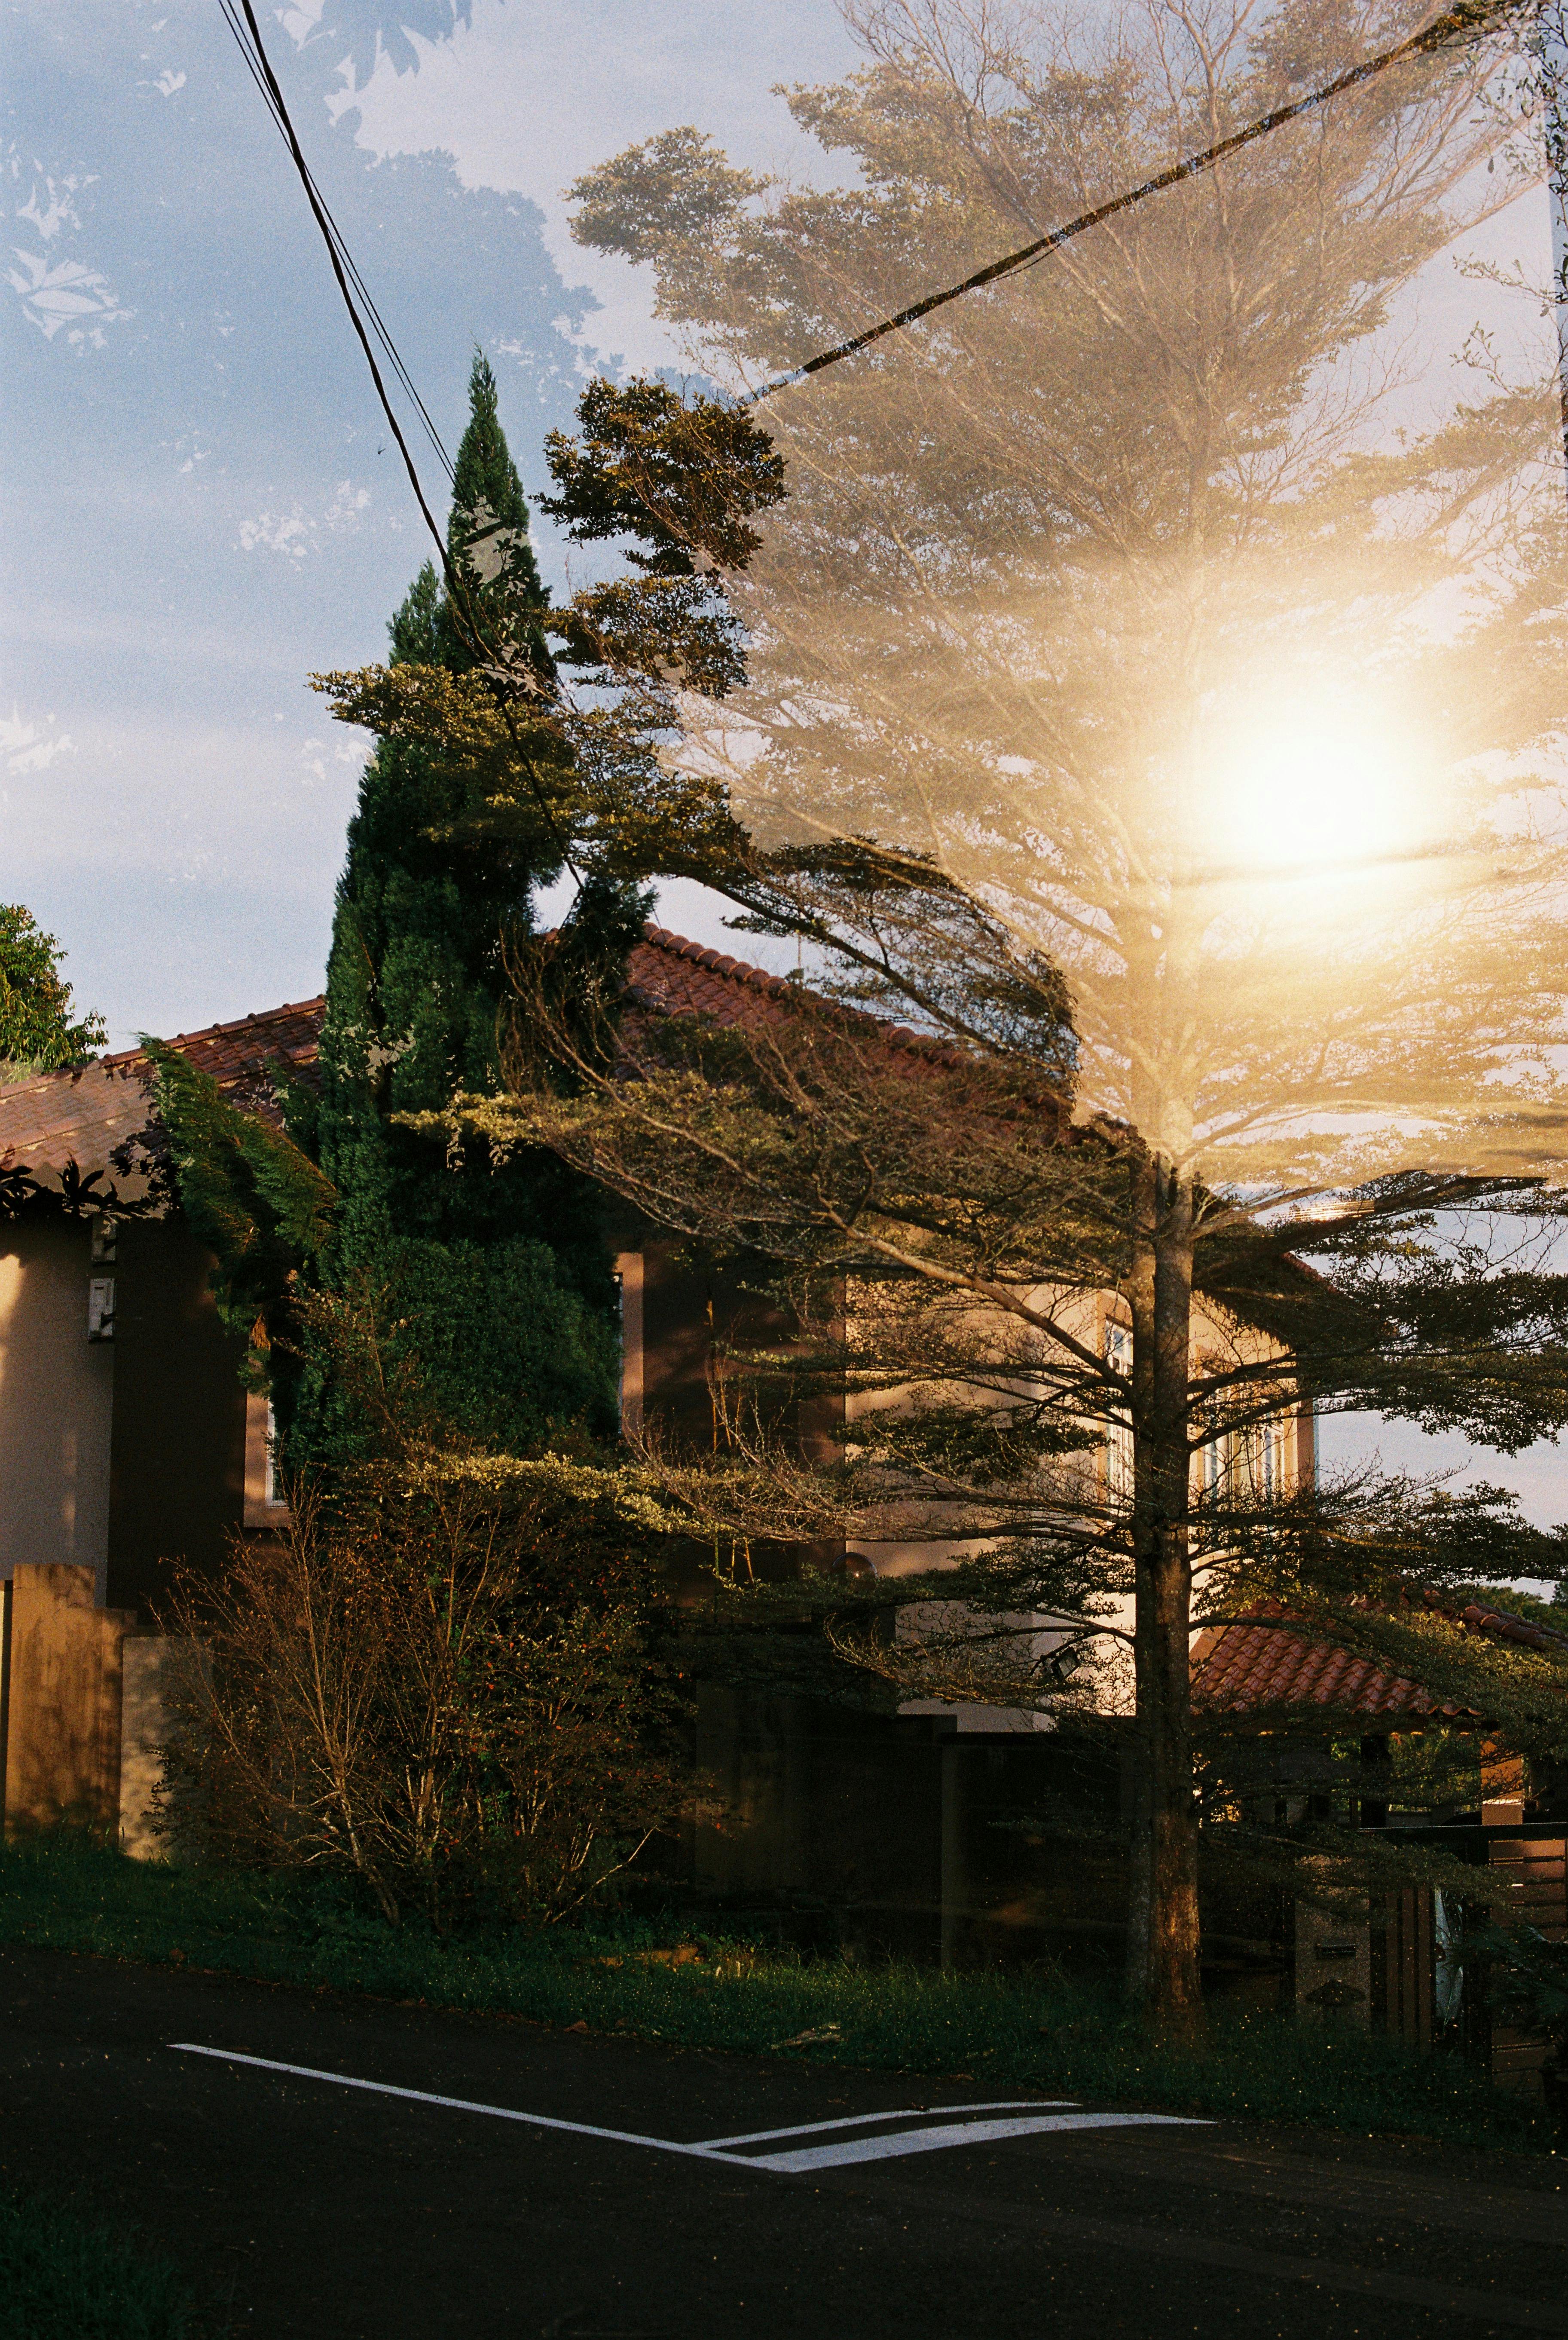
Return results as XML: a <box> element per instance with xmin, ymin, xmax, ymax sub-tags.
<box><xmin>1204</xmin><ymin>705</ymin><xmax>1423</xmax><ymax>883</ymax></box>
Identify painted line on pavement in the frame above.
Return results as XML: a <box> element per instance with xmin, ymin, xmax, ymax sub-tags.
<box><xmin>170</xmin><ymin>2044</ymin><xmax>735</xmax><ymax>2162</ymax></box>
<box><xmin>169</xmin><ymin>2044</ymin><xmax>1210</xmax><ymax>2173</ymax></box>
<box><xmin>752</xmin><ymin>2110</ymin><xmax>1210</xmax><ymax>2173</ymax></box>
<box><xmin>704</xmin><ymin>2101</ymin><xmax>1058</xmax><ymax>2148</ymax></box>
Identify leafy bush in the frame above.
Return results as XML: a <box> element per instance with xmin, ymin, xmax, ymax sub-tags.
<box><xmin>159</xmin><ymin>1452</ymin><xmax>685</xmax><ymax>1930</ymax></box>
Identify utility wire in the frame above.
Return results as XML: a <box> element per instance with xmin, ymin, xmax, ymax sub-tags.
<box><xmin>219</xmin><ymin>0</ymin><xmax>454</xmax><ymax>483</ymax></box>
<box><xmin>228</xmin><ymin>0</ymin><xmax>1519</xmax><ymax>888</ymax></box>
<box><xmin>230</xmin><ymin>0</ymin><xmax>582</xmax><ymax>881</ymax></box>
<box><xmin>744</xmin><ymin>0</ymin><xmax>1523</xmax><ymax>404</ymax></box>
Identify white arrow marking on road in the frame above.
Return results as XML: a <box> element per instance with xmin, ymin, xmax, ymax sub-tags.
<box><xmin>748</xmin><ymin>2110</ymin><xmax>1210</xmax><ymax>2172</ymax></box>
<box><xmin>169</xmin><ymin>2044</ymin><xmax>1210</xmax><ymax>2171</ymax></box>
<box><xmin>703</xmin><ymin>2101</ymin><xmax>1061</xmax><ymax>2147</ymax></box>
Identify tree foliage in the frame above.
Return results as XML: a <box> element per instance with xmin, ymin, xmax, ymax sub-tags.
<box><xmin>306</xmin><ymin>3</ymin><xmax>1568</xmax><ymax>2014</ymax></box>
<box><xmin>0</xmin><ymin>904</ymin><xmax>105</xmax><ymax>1074</ymax></box>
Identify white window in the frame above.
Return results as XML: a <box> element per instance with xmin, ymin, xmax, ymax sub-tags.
<box><xmin>1104</xmin><ymin>1316</ymin><xmax>1132</xmax><ymax>1500</ymax></box>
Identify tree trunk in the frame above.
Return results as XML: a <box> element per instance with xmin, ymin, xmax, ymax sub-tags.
<box><xmin>1125</xmin><ymin>1152</ymin><xmax>1202</xmax><ymax>2026</ymax></box>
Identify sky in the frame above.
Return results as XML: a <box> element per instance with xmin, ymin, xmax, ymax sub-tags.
<box><xmin>1</xmin><ymin>0</ymin><xmax>1564</xmax><ymax>1539</ymax></box>
<box><xmin>0</xmin><ymin>0</ymin><xmax>856</xmax><ymax>1052</ymax></box>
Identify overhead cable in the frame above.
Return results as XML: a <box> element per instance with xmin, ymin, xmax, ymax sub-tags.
<box><xmin>744</xmin><ymin>0</ymin><xmax>1523</xmax><ymax>404</ymax></box>
<box><xmin>229</xmin><ymin>0</ymin><xmax>582</xmax><ymax>881</ymax></box>
<box><xmin>219</xmin><ymin>0</ymin><xmax>454</xmax><ymax>484</ymax></box>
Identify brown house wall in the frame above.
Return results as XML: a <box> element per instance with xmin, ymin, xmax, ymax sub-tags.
<box><xmin>106</xmin><ymin>1215</ymin><xmax>248</xmax><ymax>1616</ymax></box>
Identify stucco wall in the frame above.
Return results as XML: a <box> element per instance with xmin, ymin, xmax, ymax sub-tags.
<box><xmin>0</xmin><ymin>1219</ymin><xmax>113</xmax><ymax>1595</ymax></box>
<box><xmin>106</xmin><ymin>1214</ymin><xmax>247</xmax><ymax>1614</ymax></box>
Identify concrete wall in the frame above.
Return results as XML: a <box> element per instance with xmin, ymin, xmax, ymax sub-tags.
<box><xmin>0</xmin><ymin>1220</ymin><xmax>113</xmax><ymax>1595</ymax></box>
<box><xmin>119</xmin><ymin>1634</ymin><xmax>201</xmax><ymax>1858</ymax></box>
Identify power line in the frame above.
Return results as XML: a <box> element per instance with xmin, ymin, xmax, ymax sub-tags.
<box><xmin>218</xmin><ymin>0</ymin><xmax>454</xmax><ymax>484</ymax></box>
<box><xmin>744</xmin><ymin>0</ymin><xmax>1523</xmax><ymax>404</ymax></box>
<box><xmin>229</xmin><ymin>0</ymin><xmax>583</xmax><ymax>882</ymax></box>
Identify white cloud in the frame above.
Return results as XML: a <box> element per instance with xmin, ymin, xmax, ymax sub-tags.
<box><xmin>237</xmin><ymin>508</ymin><xmax>314</xmax><ymax>557</ymax></box>
<box><xmin>0</xmin><ymin>706</ymin><xmax>75</xmax><ymax>774</ymax></box>
<box><xmin>299</xmin><ymin>732</ymin><xmax>368</xmax><ymax>784</ymax></box>
<box><xmin>236</xmin><ymin>478</ymin><xmax>371</xmax><ymax>556</ymax></box>
<box><xmin>155</xmin><ymin>68</ymin><xmax>187</xmax><ymax>97</ymax></box>
<box><xmin>17</xmin><ymin>174</ymin><xmax>85</xmax><ymax>241</ymax></box>
<box><xmin>7</xmin><ymin>246</ymin><xmax>131</xmax><ymax>344</ymax></box>
<box><xmin>325</xmin><ymin>478</ymin><xmax>372</xmax><ymax>529</ymax></box>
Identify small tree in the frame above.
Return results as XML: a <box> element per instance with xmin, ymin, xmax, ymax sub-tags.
<box><xmin>159</xmin><ymin>1293</ymin><xmax>684</xmax><ymax>1928</ymax></box>
<box><xmin>0</xmin><ymin>904</ymin><xmax>105</xmax><ymax>1073</ymax></box>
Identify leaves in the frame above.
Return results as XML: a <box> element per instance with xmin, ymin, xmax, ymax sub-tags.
<box><xmin>0</xmin><ymin>904</ymin><xmax>105</xmax><ymax>1072</ymax></box>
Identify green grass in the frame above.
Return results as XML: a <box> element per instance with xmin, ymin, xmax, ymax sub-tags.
<box><xmin>0</xmin><ymin>2190</ymin><xmax>197</xmax><ymax>2340</ymax></box>
<box><xmin>0</xmin><ymin>1834</ymin><xmax>1551</xmax><ymax>2154</ymax></box>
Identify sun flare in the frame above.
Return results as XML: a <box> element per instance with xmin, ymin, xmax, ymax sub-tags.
<box><xmin>1206</xmin><ymin>709</ymin><xmax>1422</xmax><ymax>881</ymax></box>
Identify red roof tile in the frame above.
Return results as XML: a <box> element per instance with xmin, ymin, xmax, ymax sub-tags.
<box><xmin>0</xmin><ymin>919</ymin><xmax>1045</xmax><ymax>1207</ymax></box>
<box><xmin>624</xmin><ymin>926</ymin><xmax>972</xmax><ymax>1068</ymax></box>
<box><xmin>0</xmin><ymin>998</ymin><xmax>324</xmax><ymax>1197</ymax></box>
<box><xmin>1190</xmin><ymin>1612</ymin><xmax>1468</xmax><ymax>1721</ymax></box>
<box><xmin>1191</xmin><ymin>1596</ymin><xmax>1566</xmax><ymax>1723</ymax></box>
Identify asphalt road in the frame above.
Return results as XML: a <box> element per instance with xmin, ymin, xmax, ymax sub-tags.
<box><xmin>0</xmin><ymin>1945</ymin><xmax>1562</xmax><ymax>2339</ymax></box>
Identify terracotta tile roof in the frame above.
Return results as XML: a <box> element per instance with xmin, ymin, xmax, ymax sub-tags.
<box><xmin>1439</xmin><ymin>1593</ymin><xmax>1568</xmax><ymax>1656</ymax></box>
<box><xmin>0</xmin><ymin>927</ymin><xmax>836</xmax><ymax>1205</ymax></box>
<box><xmin>1190</xmin><ymin>1597</ymin><xmax>1567</xmax><ymax>1723</ymax></box>
<box><xmin>1190</xmin><ymin>1612</ymin><xmax>1470</xmax><ymax>1721</ymax></box>
<box><xmin>0</xmin><ymin>918</ymin><xmax>1041</xmax><ymax>1213</ymax></box>
<box><xmin>0</xmin><ymin>998</ymin><xmax>324</xmax><ymax>1204</ymax></box>
<box><xmin>624</xmin><ymin>925</ymin><xmax>972</xmax><ymax>1066</ymax></box>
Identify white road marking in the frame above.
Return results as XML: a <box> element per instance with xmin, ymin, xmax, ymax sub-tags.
<box><xmin>169</xmin><ymin>2044</ymin><xmax>730</xmax><ymax>2162</ymax></box>
<box><xmin>703</xmin><ymin>2101</ymin><xmax>1060</xmax><ymax>2148</ymax></box>
<box><xmin>750</xmin><ymin>2110</ymin><xmax>1210</xmax><ymax>2173</ymax></box>
<box><xmin>168</xmin><ymin>2044</ymin><xmax>1211</xmax><ymax>2175</ymax></box>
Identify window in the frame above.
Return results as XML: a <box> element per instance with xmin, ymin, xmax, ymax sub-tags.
<box><xmin>1103</xmin><ymin>1316</ymin><xmax>1132</xmax><ymax>1500</ymax></box>
<box><xmin>243</xmin><ymin>1388</ymin><xmax>289</xmax><ymax>1528</ymax></box>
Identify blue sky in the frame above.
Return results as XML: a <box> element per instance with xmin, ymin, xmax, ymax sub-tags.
<box><xmin>1</xmin><ymin>0</ymin><xmax>855</xmax><ymax>1048</ymax></box>
<box><xmin>3</xmin><ymin>0</ymin><xmax>1563</xmax><ymax>1534</ymax></box>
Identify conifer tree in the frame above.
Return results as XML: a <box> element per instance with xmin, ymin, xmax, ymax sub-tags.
<box><xmin>153</xmin><ymin>354</ymin><xmax>636</xmax><ymax>1466</ymax></box>
<box><xmin>282</xmin><ymin>352</ymin><xmax>624</xmax><ymax>1465</ymax></box>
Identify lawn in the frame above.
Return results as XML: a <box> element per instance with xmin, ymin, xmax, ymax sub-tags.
<box><xmin>0</xmin><ymin>2189</ymin><xmax>198</xmax><ymax>2340</ymax></box>
<box><xmin>0</xmin><ymin>1834</ymin><xmax>1550</xmax><ymax>2154</ymax></box>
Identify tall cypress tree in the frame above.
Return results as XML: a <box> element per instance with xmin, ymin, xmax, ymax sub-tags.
<box><xmin>287</xmin><ymin>353</ymin><xmax>620</xmax><ymax>1464</ymax></box>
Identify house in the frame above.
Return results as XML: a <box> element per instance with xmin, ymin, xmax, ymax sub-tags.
<box><xmin>0</xmin><ymin>1002</ymin><xmax>316</xmax><ymax>1843</ymax></box>
<box><xmin>3</xmin><ymin>928</ymin><xmax>1556</xmax><ymax>2030</ymax></box>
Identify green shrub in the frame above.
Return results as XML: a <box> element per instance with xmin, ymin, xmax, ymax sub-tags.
<box><xmin>0</xmin><ymin>2190</ymin><xmax>195</xmax><ymax>2340</ymax></box>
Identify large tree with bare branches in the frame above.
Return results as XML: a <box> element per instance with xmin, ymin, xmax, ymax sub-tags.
<box><xmin>318</xmin><ymin>0</ymin><xmax>1568</xmax><ymax>2018</ymax></box>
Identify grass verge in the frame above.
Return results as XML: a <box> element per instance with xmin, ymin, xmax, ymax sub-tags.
<box><xmin>0</xmin><ymin>1834</ymin><xmax>1551</xmax><ymax>2154</ymax></box>
<box><xmin>0</xmin><ymin>2189</ymin><xmax>198</xmax><ymax>2340</ymax></box>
